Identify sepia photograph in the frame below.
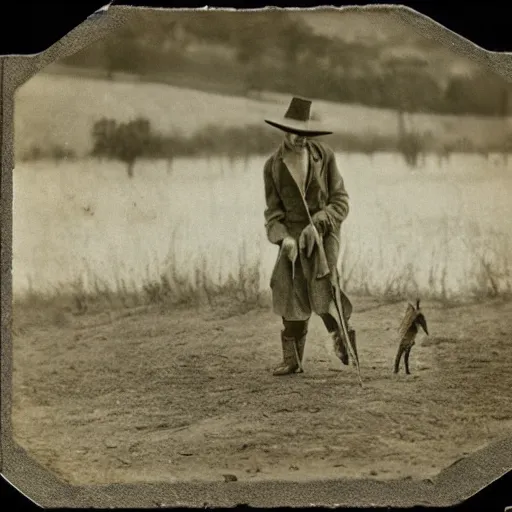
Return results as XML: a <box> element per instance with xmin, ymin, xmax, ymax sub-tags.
<box><xmin>5</xmin><ymin>4</ymin><xmax>512</xmax><ymax>505</ymax></box>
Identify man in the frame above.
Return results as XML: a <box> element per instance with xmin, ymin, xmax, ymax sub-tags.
<box><xmin>263</xmin><ymin>96</ymin><xmax>357</xmax><ymax>376</ymax></box>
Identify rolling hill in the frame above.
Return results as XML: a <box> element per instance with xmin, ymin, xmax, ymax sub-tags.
<box><xmin>56</xmin><ymin>7</ymin><xmax>511</xmax><ymax>117</ymax></box>
<box><xmin>15</xmin><ymin>70</ymin><xmax>512</xmax><ymax>161</ymax></box>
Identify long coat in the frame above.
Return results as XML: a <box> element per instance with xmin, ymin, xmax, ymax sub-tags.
<box><xmin>263</xmin><ymin>139</ymin><xmax>353</xmax><ymax>324</ymax></box>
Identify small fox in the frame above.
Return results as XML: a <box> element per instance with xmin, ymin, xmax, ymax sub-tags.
<box><xmin>394</xmin><ymin>299</ymin><xmax>429</xmax><ymax>375</ymax></box>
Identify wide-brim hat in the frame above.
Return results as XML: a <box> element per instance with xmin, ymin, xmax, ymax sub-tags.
<box><xmin>264</xmin><ymin>96</ymin><xmax>333</xmax><ymax>137</ymax></box>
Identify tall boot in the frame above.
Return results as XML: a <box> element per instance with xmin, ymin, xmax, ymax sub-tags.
<box><xmin>331</xmin><ymin>330</ymin><xmax>349</xmax><ymax>366</ymax></box>
<box><xmin>273</xmin><ymin>331</ymin><xmax>301</xmax><ymax>376</ymax></box>
<box><xmin>295</xmin><ymin>332</ymin><xmax>307</xmax><ymax>365</ymax></box>
<box><xmin>332</xmin><ymin>327</ymin><xmax>357</xmax><ymax>367</ymax></box>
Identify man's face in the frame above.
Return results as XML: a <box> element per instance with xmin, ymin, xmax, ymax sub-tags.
<box><xmin>284</xmin><ymin>132</ymin><xmax>308</xmax><ymax>151</ymax></box>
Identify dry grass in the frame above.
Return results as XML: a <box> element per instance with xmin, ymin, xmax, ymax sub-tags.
<box><xmin>12</xmin><ymin>149</ymin><xmax>512</xmax><ymax>329</ymax></box>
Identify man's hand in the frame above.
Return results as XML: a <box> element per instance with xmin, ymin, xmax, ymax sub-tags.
<box><xmin>312</xmin><ymin>210</ymin><xmax>331</xmax><ymax>236</ymax></box>
<box><xmin>299</xmin><ymin>224</ymin><xmax>319</xmax><ymax>258</ymax></box>
<box><xmin>281</xmin><ymin>236</ymin><xmax>298</xmax><ymax>263</ymax></box>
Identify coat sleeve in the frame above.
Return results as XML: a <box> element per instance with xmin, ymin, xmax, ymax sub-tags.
<box><xmin>263</xmin><ymin>157</ymin><xmax>289</xmax><ymax>245</ymax></box>
<box><xmin>312</xmin><ymin>147</ymin><xmax>349</xmax><ymax>235</ymax></box>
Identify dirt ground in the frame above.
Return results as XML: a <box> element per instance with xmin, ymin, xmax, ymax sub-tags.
<box><xmin>11</xmin><ymin>296</ymin><xmax>512</xmax><ymax>486</ymax></box>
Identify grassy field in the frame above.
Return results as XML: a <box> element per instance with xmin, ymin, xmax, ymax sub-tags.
<box><xmin>10</xmin><ymin>74</ymin><xmax>512</xmax><ymax>486</ymax></box>
<box><xmin>14</xmin><ymin>72</ymin><xmax>512</xmax><ymax>161</ymax></box>
<box><xmin>12</xmin><ymin>151</ymin><xmax>512</xmax><ymax>305</ymax></box>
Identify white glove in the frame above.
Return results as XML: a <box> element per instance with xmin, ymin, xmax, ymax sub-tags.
<box><xmin>281</xmin><ymin>236</ymin><xmax>298</xmax><ymax>264</ymax></box>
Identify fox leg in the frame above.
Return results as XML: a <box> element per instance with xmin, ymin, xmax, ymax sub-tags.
<box><xmin>404</xmin><ymin>344</ymin><xmax>414</xmax><ymax>375</ymax></box>
<box><xmin>394</xmin><ymin>344</ymin><xmax>405</xmax><ymax>374</ymax></box>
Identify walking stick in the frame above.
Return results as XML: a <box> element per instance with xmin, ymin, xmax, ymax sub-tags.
<box><xmin>295</xmin><ymin>185</ymin><xmax>363</xmax><ymax>387</ymax></box>
<box><xmin>281</xmin><ymin>157</ymin><xmax>361</xmax><ymax>384</ymax></box>
<box><xmin>331</xmin><ymin>278</ymin><xmax>364</xmax><ymax>388</ymax></box>
<box><xmin>291</xmin><ymin>336</ymin><xmax>304</xmax><ymax>373</ymax></box>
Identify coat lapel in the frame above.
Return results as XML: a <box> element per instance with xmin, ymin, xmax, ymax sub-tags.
<box><xmin>282</xmin><ymin>153</ymin><xmax>307</xmax><ymax>195</ymax></box>
<box><xmin>305</xmin><ymin>141</ymin><xmax>324</xmax><ymax>194</ymax></box>
<box><xmin>274</xmin><ymin>141</ymin><xmax>325</xmax><ymax>200</ymax></box>
<box><xmin>278</xmin><ymin>142</ymin><xmax>324</xmax><ymax>193</ymax></box>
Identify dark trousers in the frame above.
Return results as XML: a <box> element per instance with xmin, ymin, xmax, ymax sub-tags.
<box><xmin>282</xmin><ymin>313</ymin><xmax>339</xmax><ymax>338</ymax></box>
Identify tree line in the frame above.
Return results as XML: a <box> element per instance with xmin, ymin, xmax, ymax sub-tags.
<box><xmin>88</xmin><ymin>117</ymin><xmax>279</xmax><ymax>178</ymax></box>
<box><xmin>85</xmin><ymin>116</ymin><xmax>510</xmax><ymax>178</ymax></box>
<box><xmin>20</xmin><ymin>115</ymin><xmax>512</xmax><ymax>175</ymax></box>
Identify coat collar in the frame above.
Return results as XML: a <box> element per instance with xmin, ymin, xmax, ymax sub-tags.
<box><xmin>276</xmin><ymin>140</ymin><xmax>322</xmax><ymax>163</ymax></box>
<box><xmin>275</xmin><ymin>140</ymin><xmax>324</xmax><ymax>193</ymax></box>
